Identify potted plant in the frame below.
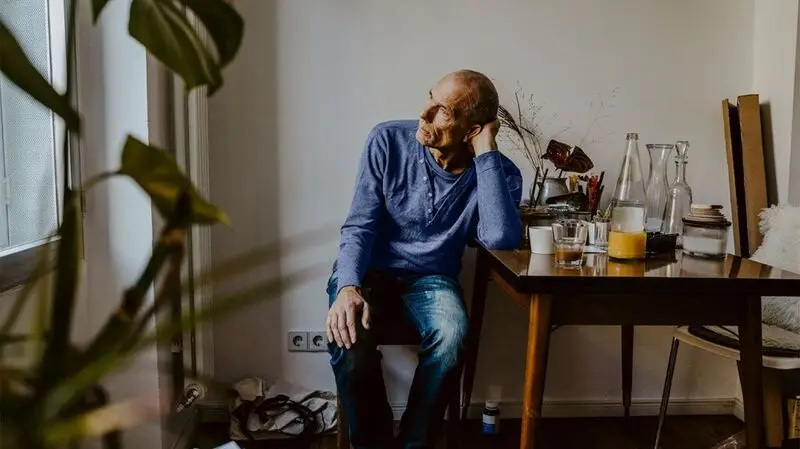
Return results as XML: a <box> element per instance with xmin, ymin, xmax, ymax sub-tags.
<box><xmin>0</xmin><ymin>1</ymin><xmax>324</xmax><ymax>447</ymax></box>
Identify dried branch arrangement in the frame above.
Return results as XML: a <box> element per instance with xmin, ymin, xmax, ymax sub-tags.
<box><xmin>499</xmin><ymin>84</ymin><xmax>618</xmax><ymax>211</ymax></box>
<box><xmin>497</xmin><ymin>89</ymin><xmax>547</xmax><ymax>174</ymax></box>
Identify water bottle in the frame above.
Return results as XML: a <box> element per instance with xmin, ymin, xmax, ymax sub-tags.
<box><xmin>481</xmin><ymin>400</ymin><xmax>501</xmax><ymax>435</ymax></box>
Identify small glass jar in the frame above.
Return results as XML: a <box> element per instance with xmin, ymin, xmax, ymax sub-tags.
<box><xmin>682</xmin><ymin>219</ymin><xmax>730</xmax><ymax>259</ymax></box>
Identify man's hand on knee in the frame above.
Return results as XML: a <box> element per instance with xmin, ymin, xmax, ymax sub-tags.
<box><xmin>326</xmin><ymin>286</ymin><xmax>371</xmax><ymax>349</ymax></box>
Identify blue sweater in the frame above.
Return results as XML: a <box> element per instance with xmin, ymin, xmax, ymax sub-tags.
<box><xmin>334</xmin><ymin>120</ymin><xmax>523</xmax><ymax>292</ymax></box>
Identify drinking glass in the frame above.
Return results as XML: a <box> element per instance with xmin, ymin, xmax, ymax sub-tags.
<box><xmin>551</xmin><ymin>219</ymin><xmax>588</xmax><ymax>268</ymax></box>
<box><xmin>591</xmin><ymin>217</ymin><xmax>609</xmax><ymax>249</ymax></box>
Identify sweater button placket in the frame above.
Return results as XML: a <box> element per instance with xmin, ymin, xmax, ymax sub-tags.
<box><xmin>426</xmin><ymin>182</ymin><xmax>432</xmax><ymax>214</ymax></box>
<box><xmin>423</xmin><ymin>174</ymin><xmax>431</xmax><ymax>216</ymax></box>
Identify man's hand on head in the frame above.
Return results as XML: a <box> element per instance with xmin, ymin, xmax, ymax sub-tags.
<box><xmin>326</xmin><ymin>286</ymin><xmax>371</xmax><ymax>349</ymax></box>
<box><xmin>469</xmin><ymin>118</ymin><xmax>500</xmax><ymax>157</ymax></box>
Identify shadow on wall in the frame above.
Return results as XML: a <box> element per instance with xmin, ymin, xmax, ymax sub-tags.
<box><xmin>208</xmin><ymin>0</ymin><xmax>283</xmax><ymax>384</ymax></box>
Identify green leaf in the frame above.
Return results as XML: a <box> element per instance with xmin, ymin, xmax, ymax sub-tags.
<box><xmin>129</xmin><ymin>0</ymin><xmax>223</xmax><ymax>94</ymax></box>
<box><xmin>138</xmin><ymin>263</ymin><xmax>328</xmax><ymax>352</ymax></box>
<box><xmin>82</xmin><ymin>226</ymin><xmax>183</xmax><ymax>363</ymax></box>
<box><xmin>45</xmin><ymin>396</ymin><xmax>158</xmax><ymax>446</ymax></box>
<box><xmin>180</xmin><ymin>0</ymin><xmax>244</xmax><ymax>67</ymax></box>
<box><xmin>91</xmin><ymin>0</ymin><xmax>111</xmax><ymax>22</ymax></box>
<box><xmin>0</xmin><ymin>334</ymin><xmax>30</xmax><ymax>346</ymax></box>
<box><xmin>119</xmin><ymin>136</ymin><xmax>230</xmax><ymax>225</ymax></box>
<box><xmin>0</xmin><ymin>366</ymin><xmax>29</xmax><ymax>382</ymax></box>
<box><xmin>0</xmin><ymin>22</ymin><xmax>80</xmax><ymax>130</ymax></box>
<box><xmin>45</xmin><ymin>263</ymin><xmax>326</xmax><ymax>420</ymax></box>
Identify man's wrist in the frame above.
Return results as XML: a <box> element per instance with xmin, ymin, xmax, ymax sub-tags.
<box><xmin>338</xmin><ymin>285</ymin><xmax>361</xmax><ymax>295</ymax></box>
<box><xmin>472</xmin><ymin>139</ymin><xmax>498</xmax><ymax>156</ymax></box>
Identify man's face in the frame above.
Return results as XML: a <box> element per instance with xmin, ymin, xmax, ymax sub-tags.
<box><xmin>416</xmin><ymin>75</ymin><xmax>474</xmax><ymax>150</ymax></box>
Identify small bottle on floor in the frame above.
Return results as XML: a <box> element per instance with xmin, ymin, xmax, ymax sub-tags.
<box><xmin>481</xmin><ymin>400</ymin><xmax>501</xmax><ymax>435</ymax></box>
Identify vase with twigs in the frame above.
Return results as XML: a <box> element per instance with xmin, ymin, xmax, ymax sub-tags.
<box><xmin>498</xmin><ymin>89</ymin><xmax>568</xmax><ymax>208</ymax></box>
<box><xmin>498</xmin><ymin>85</ymin><xmax>616</xmax><ymax>211</ymax></box>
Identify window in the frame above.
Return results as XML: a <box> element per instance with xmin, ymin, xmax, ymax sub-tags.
<box><xmin>0</xmin><ymin>0</ymin><xmax>67</xmax><ymax>258</ymax></box>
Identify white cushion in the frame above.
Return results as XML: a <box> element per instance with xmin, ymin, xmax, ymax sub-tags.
<box><xmin>749</xmin><ymin>204</ymin><xmax>800</xmax><ymax>333</ymax></box>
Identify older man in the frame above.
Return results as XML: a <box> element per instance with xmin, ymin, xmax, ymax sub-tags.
<box><xmin>326</xmin><ymin>70</ymin><xmax>522</xmax><ymax>449</ymax></box>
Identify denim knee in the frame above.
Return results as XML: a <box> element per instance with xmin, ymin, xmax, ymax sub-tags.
<box><xmin>421</xmin><ymin>310</ymin><xmax>468</xmax><ymax>371</ymax></box>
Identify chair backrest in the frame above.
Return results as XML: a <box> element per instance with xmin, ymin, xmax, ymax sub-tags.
<box><xmin>749</xmin><ymin>204</ymin><xmax>800</xmax><ymax>333</ymax></box>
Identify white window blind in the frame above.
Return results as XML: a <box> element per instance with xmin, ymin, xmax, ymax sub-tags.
<box><xmin>0</xmin><ymin>0</ymin><xmax>66</xmax><ymax>256</ymax></box>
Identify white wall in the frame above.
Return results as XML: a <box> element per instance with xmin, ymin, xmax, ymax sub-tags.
<box><xmin>753</xmin><ymin>0</ymin><xmax>799</xmax><ymax>205</ymax></box>
<box><xmin>209</xmin><ymin>0</ymin><xmax>759</xmax><ymax>414</ymax></box>
<box><xmin>791</xmin><ymin>3</ymin><xmax>800</xmax><ymax>205</ymax></box>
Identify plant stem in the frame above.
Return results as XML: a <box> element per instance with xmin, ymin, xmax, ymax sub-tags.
<box><xmin>41</xmin><ymin>0</ymin><xmax>79</xmax><ymax>388</ymax></box>
<box><xmin>82</xmin><ymin>171</ymin><xmax>119</xmax><ymax>192</ymax></box>
<box><xmin>124</xmin><ymin>230</ymin><xmax>185</xmax><ymax>351</ymax></box>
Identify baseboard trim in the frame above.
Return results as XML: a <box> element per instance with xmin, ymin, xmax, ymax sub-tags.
<box><xmin>198</xmin><ymin>397</ymin><xmax>739</xmax><ymax>423</ymax></box>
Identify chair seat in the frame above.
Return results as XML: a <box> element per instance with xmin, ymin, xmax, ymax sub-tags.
<box><xmin>674</xmin><ymin>325</ymin><xmax>800</xmax><ymax>370</ymax></box>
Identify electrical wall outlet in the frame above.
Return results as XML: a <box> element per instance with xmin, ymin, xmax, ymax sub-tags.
<box><xmin>308</xmin><ymin>331</ymin><xmax>328</xmax><ymax>352</ymax></box>
<box><xmin>288</xmin><ymin>331</ymin><xmax>308</xmax><ymax>351</ymax></box>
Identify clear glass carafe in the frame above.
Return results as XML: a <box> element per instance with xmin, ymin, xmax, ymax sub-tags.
<box><xmin>644</xmin><ymin>144</ymin><xmax>673</xmax><ymax>232</ymax></box>
<box><xmin>607</xmin><ymin>132</ymin><xmax>648</xmax><ymax>260</ymax></box>
<box><xmin>662</xmin><ymin>140</ymin><xmax>693</xmax><ymax>246</ymax></box>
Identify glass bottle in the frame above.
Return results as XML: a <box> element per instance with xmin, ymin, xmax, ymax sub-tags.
<box><xmin>662</xmin><ymin>140</ymin><xmax>693</xmax><ymax>246</ymax></box>
<box><xmin>606</xmin><ymin>132</ymin><xmax>648</xmax><ymax>260</ymax></box>
<box><xmin>644</xmin><ymin>144</ymin><xmax>674</xmax><ymax>232</ymax></box>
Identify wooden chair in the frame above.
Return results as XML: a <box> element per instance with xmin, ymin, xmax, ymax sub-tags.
<box><xmin>655</xmin><ymin>204</ymin><xmax>800</xmax><ymax>449</ymax></box>
<box><xmin>654</xmin><ymin>325</ymin><xmax>800</xmax><ymax>449</ymax></box>
<box><xmin>335</xmin><ymin>290</ymin><xmax>463</xmax><ymax>449</ymax></box>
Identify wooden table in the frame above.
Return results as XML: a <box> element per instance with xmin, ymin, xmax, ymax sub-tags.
<box><xmin>461</xmin><ymin>248</ymin><xmax>800</xmax><ymax>449</ymax></box>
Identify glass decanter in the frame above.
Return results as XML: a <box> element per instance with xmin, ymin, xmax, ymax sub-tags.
<box><xmin>606</xmin><ymin>132</ymin><xmax>648</xmax><ymax>260</ymax></box>
<box><xmin>644</xmin><ymin>144</ymin><xmax>673</xmax><ymax>232</ymax></box>
<box><xmin>661</xmin><ymin>140</ymin><xmax>693</xmax><ymax>246</ymax></box>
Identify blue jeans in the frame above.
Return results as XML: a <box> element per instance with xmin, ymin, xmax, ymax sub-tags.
<box><xmin>327</xmin><ymin>270</ymin><xmax>468</xmax><ymax>449</ymax></box>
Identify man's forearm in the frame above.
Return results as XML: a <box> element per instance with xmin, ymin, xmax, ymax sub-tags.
<box><xmin>474</xmin><ymin>150</ymin><xmax>522</xmax><ymax>249</ymax></box>
<box><xmin>335</xmin><ymin>226</ymin><xmax>375</xmax><ymax>291</ymax></box>
<box><xmin>334</xmin><ymin>126</ymin><xmax>387</xmax><ymax>293</ymax></box>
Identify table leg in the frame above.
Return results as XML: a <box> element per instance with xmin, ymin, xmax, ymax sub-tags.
<box><xmin>461</xmin><ymin>248</ymin><xmax>490</xmax><ymax>421</ymax></box>
<box><xmin>739</xmin><ymin>295</ymin><xmax>765</xmax><ymax>449</ymax></box>
<box><xmin>621</xmin><ymin>325</ymin><xmax>634</xmax><ymax>419</ymax></box>
<box><xmin>520</xmin><ymin>294</ymin><xmax>553</xmax><ymax>449</ymax></box>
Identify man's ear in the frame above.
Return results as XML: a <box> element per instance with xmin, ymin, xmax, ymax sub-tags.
<box><xmin>464</xmin><ymin>124</ymin><xmax>482</xmax><ymax>142</ymax></box>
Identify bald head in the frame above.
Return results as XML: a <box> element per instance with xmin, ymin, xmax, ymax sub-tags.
<box><xmin>448</xmin><ymin>69</ymin><xmax>499</xmax><ymax>126</ymax></box>
<box><xmin>416</xmin><ymin>69</ymin><xmax>499</xmax><ymax>151</ymax></box>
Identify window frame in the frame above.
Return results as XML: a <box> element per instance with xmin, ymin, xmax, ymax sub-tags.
<box><xmin>0</xmin><ymin>0</ymin><xmax>73</xmax><ymax>293</ymax></box>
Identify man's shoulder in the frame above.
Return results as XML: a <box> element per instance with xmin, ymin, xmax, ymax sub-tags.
<box><xmin>367</xmin><ymin>119</ymin><xmax>418</xmax><ymax>142</ymax></box>
<box><xmin>362</xmin><ymin>120</ymin><xmax>419</xmax><ymax>161</ymax></box>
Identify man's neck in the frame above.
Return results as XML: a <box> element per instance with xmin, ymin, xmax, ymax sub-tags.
<box><xmin>427</xmin><ymin>145</ymin><xmax>471</xmax><ymax>174</ymax></box>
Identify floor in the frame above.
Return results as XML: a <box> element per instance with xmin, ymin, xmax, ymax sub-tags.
<box><xmin>193</xmin><ymin>415</ymin><xmax>744</xmax><ymax>449</ymax></box>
